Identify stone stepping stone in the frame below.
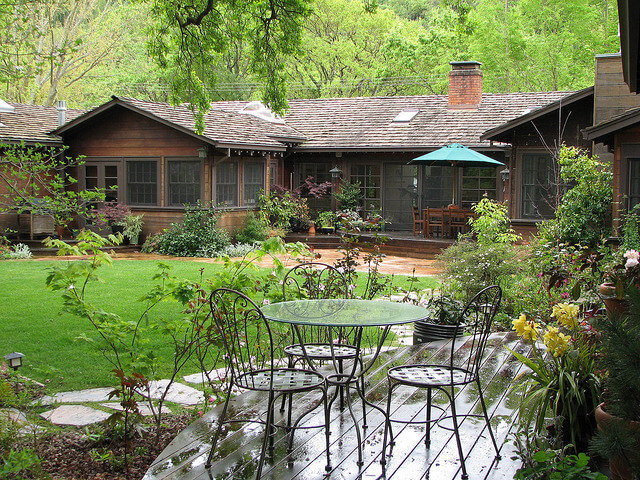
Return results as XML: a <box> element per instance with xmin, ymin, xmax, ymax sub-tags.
<box><xmin>138</xmin><ymin>380</ymin><xmax>205</xmax><ymax>406</ymax></box>
<box><xmin>183</xmin><ymin>368</ymin><xmax>228</xmax><ymax>385</ymax></box>
<box><xmin>100</xmin><ymin>402</ymin><xmax>170</xmax><ymax>416</ymax></box>
<box><xmin>37</xmin><ymin>387</ymin><xmax>114</xmax><ymax>405</ymax></box>
<box><xmin>41</xmin><ymin>405</ymin><xmax>111</xmax><ymax>426</ymax></box>
<box><xmin>0</xmin><ymin>408</ymin><xmax>27</xmax><ymax>424</ymax></box>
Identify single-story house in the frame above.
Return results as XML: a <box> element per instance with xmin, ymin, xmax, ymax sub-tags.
<box><xmin>6</xmin><ymin>57</ymin><xmax>631</xmax><ymax>239</ymax></box>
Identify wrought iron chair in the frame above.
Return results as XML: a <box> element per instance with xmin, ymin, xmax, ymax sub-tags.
<box><xmin>381</xmin><ymin>286</ymin><xmax>502</xmax><ymax>479</ymax></box>
<box><xmin>280</xmin><ymin>262</ymin><xmax>368</xmax><ymax>423</ymax></box>
<box><xmin>204</xmin><ymin>288</ymin><xmax>331</xmax><ymax>479</ymax></box>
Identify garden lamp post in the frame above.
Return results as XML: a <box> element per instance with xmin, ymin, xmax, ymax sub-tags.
<box><xmin>4</xmin><ymin>352</ymin><xmax>25</xmax><ymax>371</ymax></box>
<box><xmin>329</xmin><ymin>167</ymin><xmax>342</xmax><ymax>212</ymax></box>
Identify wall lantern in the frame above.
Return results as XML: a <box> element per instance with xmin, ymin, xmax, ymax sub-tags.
<box><xmin>4</xmin><ymin>352</ymin><xmax>25</xmax><ymax>371</ymax></box>
<box><xmin>329</xmin><ymin>167</ymin><xmax>342</xmax><ymax>180</ymax></box>
<box><xmin>500</xmin><ymin>168</ymin><xmax>510</xmax><ymax>182</ymax></box>
<box><xmin>197</xmin><ymin>146</ymin><xmax>209</xmax><ymax>158</ymax></box>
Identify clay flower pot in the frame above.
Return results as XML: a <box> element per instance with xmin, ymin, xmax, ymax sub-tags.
<box><xmin>599</xmin><ymin>283</ymin><xmax>629</xmax><ymax>318</ymax></box>
<box><xmin>595</xmin><ymin>403</ymin><xmax>640</xmax><ymax>480</ymax></box>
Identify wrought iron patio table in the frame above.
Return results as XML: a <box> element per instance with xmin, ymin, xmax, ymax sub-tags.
<box><xmin>261</xmin><ymin>298</ymin><xmax>429</xmax><ymax>466</ymax></box>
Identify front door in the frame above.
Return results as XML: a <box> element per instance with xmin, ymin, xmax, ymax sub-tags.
<box><xmin>383</xmin><ymin>164</ymin><xmax>418</xmax><ymax>230</ymax></box>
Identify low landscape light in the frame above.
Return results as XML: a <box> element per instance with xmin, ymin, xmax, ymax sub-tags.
<box><xmin>3</xmin><ymin>352</ymin><xmax>25</xmax><ymax>371</ymax></box>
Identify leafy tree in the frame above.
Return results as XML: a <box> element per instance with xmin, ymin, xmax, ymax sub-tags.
<box><xmin>0</xmin><ymin>143</ymin><xmax>106</xmax><ymax>228</ymax></box>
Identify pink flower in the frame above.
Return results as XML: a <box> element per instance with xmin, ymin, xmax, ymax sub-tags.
<box><xmin>626</xmin><ymin>258</ymin><xmax>639</xmax><ymax>269</ymax></box>
<box><xmin>262</xmin><ymin>299</ymin><xmax>271</xmax><ymax>305</ymax></box>
<box><xmin>561</xmin><ymin>292</ymin><xmax>569</xmax><ymax>298</ymax></box>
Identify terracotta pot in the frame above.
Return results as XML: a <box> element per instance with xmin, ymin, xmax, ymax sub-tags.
<box><xmin>595</xmin><ymin>403</ymin><xmax>640</xmax><ymax>480</ymax></box>
<box><xmin>599</xmin><ymin>283</ymin><xmax>629</xmax><ymax>318</ymax></box>
<box><xmin>55</xmin><ymin>224</ymin><xmax>66</xmax><ymax>239</ymax></box>
<box><xmin>308</xmin><ymin>223</ymin><xmax>316</xmax><ymax>236</ymax></box>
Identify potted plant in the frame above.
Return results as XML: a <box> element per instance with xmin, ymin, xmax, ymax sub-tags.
<box><xmin>95</xmin><ymin>202</ymin><xmax>131</xmax><ymax>235</ymax></box>
<box><xmin>413</xmin><ymin>291</ymin><xmax>466</xmax><ymax>344</ymax></box>
<box><xmin>599</xmin><ymin>249</ymin><xmax>640</xmax><ymax>317</ymax></box>
<box><xmin>117</xmin><ymin>213</ymin><xmax>144</xmax><ymax>245</ymax></box>
<box><xmin>592</xmin><ymin>287</ymin><xmax>640</xmax><ymax>480</ymax></box>
<box><xmin>316</xmin><ymin>211</ymin><xmax>336</xmax><ymax>234</ymax></box>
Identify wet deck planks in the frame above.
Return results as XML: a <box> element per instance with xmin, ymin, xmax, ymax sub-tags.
<box><xmin>143</xmin><ymin>332</ymin><xmax>528</xmax><ymax>480</ymax></box>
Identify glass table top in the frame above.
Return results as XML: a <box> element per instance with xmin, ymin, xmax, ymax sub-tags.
<box><xmin>261</xmin><ymin>299</ymin><xmax>429</xmax><ymax>327</ymax></box>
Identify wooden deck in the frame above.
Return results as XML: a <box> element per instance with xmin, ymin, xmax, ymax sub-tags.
<box><xmin>143</xmin><ymin>332</ymin><xmax>529</xmax><ymax>480</ymax></box>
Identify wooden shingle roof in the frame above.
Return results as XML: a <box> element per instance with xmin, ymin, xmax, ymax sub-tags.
<box><xmin>0</xmin><ymin>103</ymin><xmax>84</xmax><ymax>145</ymax></box>
<box><xmin>280</xmin><ymin>92</ymin><xmax>574</xmax><ymax>151</ymax></box>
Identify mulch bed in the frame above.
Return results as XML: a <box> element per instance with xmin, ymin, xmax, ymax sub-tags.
<box><xmin>29</xmin><ymin>413</ymin><xmax>193</xmax><ymax>480</ymax></box>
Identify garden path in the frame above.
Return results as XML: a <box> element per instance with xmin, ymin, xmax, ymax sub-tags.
<box><xmin>34</xmin><ymin>249</ymin><xmax>442</xmax><ymax>277</ymax></box>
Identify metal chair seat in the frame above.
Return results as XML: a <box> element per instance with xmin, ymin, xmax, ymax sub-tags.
<box><xmin>284</xmin><ymin>343</ymin><xmax>358</xmax><ymax>360</ymax></box>
<box><xmin>237</xmin><ymin>368</ymin><xmax>325</xmax><ymax>392</ymax></box>
<box><xmin>388</xmin><ymin>364</ymin><xmax>472</xmax><ymax>387</ymax></box>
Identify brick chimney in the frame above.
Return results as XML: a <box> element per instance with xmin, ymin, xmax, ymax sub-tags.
<box><xmin>448</xmin><ymin>61</ymin><xmax>483</xmax><ymax>109</ymax></box>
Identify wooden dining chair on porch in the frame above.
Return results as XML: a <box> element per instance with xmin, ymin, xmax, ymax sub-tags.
<box><xmin>424</xmin><ymin>207</ymin><xmax>446</xmax><ymax>238</ymax></box>
<box><xmin>412</xmin><ymin>205</ymin><xmax>425</xmax><ymax>235</ymax></box>
<box><xmin>204</xmin><ymin>288</ymin><xmax>331</xmax><ymax>479</ymax></box>
<box><xmin>448</xmin><ymin>205</ymin><xmax>469</xmax><ymax>238</ymax></box>
<box><xmin>380</xmin><ymin>286</ymin><xmax>503</xmax><ymax>479</ymax></box>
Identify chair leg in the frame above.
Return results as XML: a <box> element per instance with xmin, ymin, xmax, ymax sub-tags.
<box><xmin>345</xmin><ymin>379</ymin><xmax>364</xmax><ymax>467</ymax></box>
<box><xmin>280</xmin><ymin>355</ymin><xmax>294</xmax><ymax>413</ymax></box>
<box><xmin>477</xmin><ymin>379</ymin><xmax>501</xmax><ymax>460</ymax></box>
<box><xmin>205</xmin><ymin>384</ymin><xmax>232</xmax><ymax>469</ymax></box>
<box><xmin>425</xmin><ymin>388</ymin><xmax>432</xmax><ymax>447</ymax></box>
<box><xmin>360</xmin><ymin>374</ymin><xmax>368</xmax><ymax>428</ymax></box>
<box><xmin>256</xmin><ymin>391</ymin><xmax>275</xmax><ymax>480</ymax></box>
<box><xmin>338</xmin><ymin>359</ymin><xmax>345</xmax><ymax>411</ymax></box>
<box><xmin>323</xmin><ymin>387</ymin><xmax>332</xmax><ymax>472</ymax></box>
<box><xmin>380</xmin><ymin>381</ymin><xmax>395</xmax><ymax>467</ymax></box>
<box><xmin>446</xmin><ymin>387</ymin><xmax>468</xmax><ymax>480</ymax></box>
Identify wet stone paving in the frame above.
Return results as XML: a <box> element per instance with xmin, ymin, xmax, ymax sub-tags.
<box><xmin>143</xmin><ymin>332</ymin><xmax>529</xmax><ymax>480</ymax></box>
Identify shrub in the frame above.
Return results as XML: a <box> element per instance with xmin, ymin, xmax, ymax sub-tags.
<box><xmin>541</xmin><ymin>146</ymin><xmax>613</xmax><ymax>248</ymax></box>
<box><xmin>470</xmin><ymin>197</ymin><xmax>520</xmax><ymax>245</ymax></box>
<box><xmin>154</xmin><ymin>202</ymin><xmax>230</xmax><ymax>256</ymax></box>
<box><xmin>0</xmin><ymin>241</ymin><xmax>32</xmax><ymax>260</ymax></box>
<box><xmin>334</xmin><ymin>180</ymin><xmax>362</xmax><ymax>211</ymax></box>
<box><xmin>235</xmin><ymin>213</ymin><xmax>268</xmax><ymax>244</ymax></box>
<box><xmin>622</xmin><ymin>204</ymin><xmax>640</xmax><ymax>251</ymax></box>
<box><xmin>259</xmin><ymin>190</ymin><xmax>309</xmax><ymax>231</ymax></box>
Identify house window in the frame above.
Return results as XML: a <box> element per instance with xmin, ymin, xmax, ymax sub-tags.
<box><xmin>167</xmin><ymin>160</ymin><xmax>200</xmax><ymax>206</ymax></box>
<box><xmin>216</xmin><ymin>161</ymin><xmax>238</xmax><ymax>206</ymax></box>
<box><xmin>521</xmin><ymin>153</ymin><xmax>555</xmax><ymax>219</ymax></box>
<box><xmin>243</xmin><ymin>162</ymin><xmax>264</xmax><ymax>206</ymax></box>
<box><xmin>127</xmin><ymin>160</ymin><xmax>158</xmax><ymax>206</ymax></box>
<box><xmin>83</xmin><ymin>161</ymin><xmax>119</xmax><ymax>203</ymax></box>
<box><xmin>461</xmin><ymin>167</ymin><xmax>497</xmax><ymax>208</ymax></box>
<box><xmin>629</xmin><ymin>159</ymin><xmax>640</xmax><ymax>210</ymax></box>
<box><xmin>350</xmin><ymin>164</ymin><xmax>381</xmax><ymax>212</ymax></box>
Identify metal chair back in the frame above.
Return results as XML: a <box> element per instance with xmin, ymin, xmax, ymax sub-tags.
<box><xmin>451</xmin><ymin>285</ymin><xmax>502</xmax><ymax>383</ymax></box>
<box><xmin>209</xmin><ymin>288</ymin><xmax>274</xmax><ymax>386</ymax></box>
<box><xmin>282</xmin><ymin>262</ymin><xmax>350</xmax><ymax>348</ymax></box>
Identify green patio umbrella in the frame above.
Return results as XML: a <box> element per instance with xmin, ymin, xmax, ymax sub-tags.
<box><xmin>409</xmin><ymin>143</ymin><xmax>504</xmax><ymax>205</ymax></box>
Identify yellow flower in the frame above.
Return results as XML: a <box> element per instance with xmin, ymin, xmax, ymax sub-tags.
<box><xmin>543</xmin><ymin>326</ymin><xmax>571</xmax><ymax>357</ymax></box>
<box><xmin>512</xmin><ymin>314</ymin><xmax>540</xmax><ymax>341</ymax></box>
<box><xmin>551</xmin><ymin>303</ymin><xmax>580</xmax><ymax>329</ymax></box>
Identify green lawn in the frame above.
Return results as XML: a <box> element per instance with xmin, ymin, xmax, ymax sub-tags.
<box><xmin>0</xmin><ymin>259</ymin><xmax>438</xmax><ymax>392</ymax></box>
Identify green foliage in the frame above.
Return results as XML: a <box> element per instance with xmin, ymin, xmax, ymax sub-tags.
<box><xmin>334</xmin><ymin>181</ymin><xmax>363</xmax><ymax>211</ymax></box>
<box><xmin>470</xmin><ymin>197</ymin><xmax>521</xmax><ymax>245</ymax></box>
<box><xmin>0</xmin><ymin>143</ymin><xmax>106</xmax><ymax>227</ymax></box>
<box><xmin>437</xmin><ymin>239</ymin><xmax>522</xmax><ymax>303</ymax></box>
<box><xmin>154</xmin><ymin>202</ymin><xmax>230</xmax><ymax>256</ymax></box>
<box><xmin>422</xmin><ymin>291</ymin><xmax>466</xmax><ymax>326</ymax></box>
<box><xmin>315</xmin><ymin>211</ymin><xmax>337</xmax><ymax>229</ymax></box>
<box><xmin>542</xmin><ymin>146</ymin><xmax>613</xmax><ymax>248</ymax></box>
<box><xmin>591</xmin><ymin>288</ymin><xmax>640</xmax><ymax>475</ymax></box>
<box><xmin>259</xmin><ymin>191</ymin><xmax>309</xmax><ymax>232</ymax></box>
<box><xmin>621</xmin><ymin>205</ymin><xmax>640</xmax><ymax>251</ymax></box>
<box><xmin>147</xmin><ymin>0</ymin><xmax>312</xmax><ymax>129</ymax></box>
<box><xmin>235</xmin><ymin>213</ymin><xmax>268</xmax><ymax>244</ymax></box>
<box><xmin>0</xmin><ymin>448</ymin><xmax>41</xmax><ymax>479</ymax></box>
<box><xmin>117</xmin><ymin>214</ymin><xmax>144</xmax><ymax>245</ymax></box>
<box><xmin>515</xmin><ymin>450</ymin><xmax>606</xmax><ymax>480</ymax></box>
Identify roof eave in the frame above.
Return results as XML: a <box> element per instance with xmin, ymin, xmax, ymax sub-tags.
<box><xmin>480</xmin><ymin>87</ymin><xmax>593</xmax><ymax>141</ymax></box>
<box><xmin>583</xmin><ymin>107</ymin><xmax>640</xmax><ymax>141</ymax></box>
<box><xmin>293</xmin><ymin>144</ymin><xmax>511</xmax><ymax>153</ymax></box>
